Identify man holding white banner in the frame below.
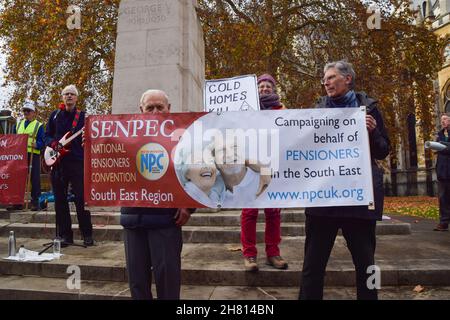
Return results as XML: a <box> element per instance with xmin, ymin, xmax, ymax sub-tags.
<box><xmin>299</xmin><ymin>61</ymin><xmax>390</xmax><ymax>300</ymax></box>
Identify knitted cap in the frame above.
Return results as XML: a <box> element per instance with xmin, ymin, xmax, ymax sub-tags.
<box><xmin>257</xmin><ymin>74</ymin><xmax>276</xmax><ymax>87</ymax></box>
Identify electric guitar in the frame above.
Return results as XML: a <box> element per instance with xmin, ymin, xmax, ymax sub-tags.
<box><xmin>44</xmin><ymin>128</ymin><xmax>84</xmax><ymax>167</ymax></box>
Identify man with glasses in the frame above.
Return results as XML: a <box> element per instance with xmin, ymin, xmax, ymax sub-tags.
<box><xmin>44</xmin><ymin>85</ymin><xmax>93</xmax><ymax>247</ymax></box>
<box><xmin>299</xmin><ymin>61</ymin><xmax>390</xmax><ymax>300</ymax></box>
<box><xmin>8</xmin><ymin>101</ymin><xmax>44</xmax><ymax>211</ymax></box>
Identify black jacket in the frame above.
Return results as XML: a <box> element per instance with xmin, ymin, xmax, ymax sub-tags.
<box><xmin>436</xmin><ymin>129</ymin><xmax>450</xmax><ymax>182</ymax></box>
<box><xmin>44</xmin><ymin>107</ymin><xmax>85</xmax><ymax>163</ymax></box>
<box><xmin>305</xmin><ymin>91</ymin><xmax>390</xmax><ymax>221</ymax></box>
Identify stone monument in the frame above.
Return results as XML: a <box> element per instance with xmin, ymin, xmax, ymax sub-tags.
<box><xmin>112</xmin><ymin>0</ymin><xmax>205</xmax><ymax>114</ymax></box>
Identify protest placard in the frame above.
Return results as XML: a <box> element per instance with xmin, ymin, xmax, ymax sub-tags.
<box><xmin>0</xmin><ymin>135</ymin><xmax>28</xmax><ymax>205</ymax></box>
<box><xmin>84</xmin><ymin>108</ymin><xmax>373</xmax><ymax>209</ymax></box>
<box><xmin>204</xmin><ymin>75</ymin><xmax>260</xmax><ymax>113</ymax></box>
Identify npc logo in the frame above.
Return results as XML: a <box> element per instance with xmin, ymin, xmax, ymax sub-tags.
<box><xmin>136</xmin><ymin>143</ymin><xmax>169</xmax><ymax>181</ymax></box>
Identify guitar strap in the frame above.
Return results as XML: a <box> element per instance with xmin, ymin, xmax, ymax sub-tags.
<box><xmin>71</xmin><ymin>109</ymin><xmax>81</xmax><ymax>134</ymax></box>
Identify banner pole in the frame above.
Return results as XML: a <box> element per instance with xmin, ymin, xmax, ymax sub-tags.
<box><xmin>25</xmin><ymin>124</ymin><xmax>39</xmax><ymax>210</ymax></box>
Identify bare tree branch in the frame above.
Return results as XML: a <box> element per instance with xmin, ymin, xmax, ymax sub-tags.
<box><xmin>221</xmin><ymin>0</ymin><xmax>254</xmax><ymax>24</ymax></box>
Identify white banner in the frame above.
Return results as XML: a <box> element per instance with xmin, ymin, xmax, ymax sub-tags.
<box><xmin>204</xmin><ymin>75</ymin><xmax>260</xmax><ymax>113</ymax></box>
<box><xmin>174</xmin><ymin>107</ymin><xmax>374</xmax><ymax>209</ymax></box>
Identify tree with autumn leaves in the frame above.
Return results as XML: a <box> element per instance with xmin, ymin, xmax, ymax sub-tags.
<box><xmin>198</xmin><ymin>0</ymin><xmax>445</xmax><ymax>169</ymax></box>
<box><xmin>0</xmin><ymin>0</ymin><xmax>120</xmax><ymax>118</ymax></box>
<box><xmin>0</xmin><ymin>0</ymin><xmax>445</xmax><ymax>172</ymax></box>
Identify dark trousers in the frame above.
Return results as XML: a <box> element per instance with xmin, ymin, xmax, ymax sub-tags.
<box><xmin>123</xmin><ymin>226</ymin><xmax>182</xmax><ymax>300</ymax></box>
<box><xmin>28</xmin><ymin>153</ymin><xmax>41</xmax><ymax>207</ymax></box>
<box><xmin>299</xmin><ymin>215</ymin><xmax>378</xmax><ymax>300</ymax></box>
<box><xmin>438</xmin><ymin>181</ymin><xmax>450</xmax><ymax>224</ymax></box>
<box><xmin>51</xmin><ymin>160</ymin><xmax>92</xmax><ymax>239</ymax></box>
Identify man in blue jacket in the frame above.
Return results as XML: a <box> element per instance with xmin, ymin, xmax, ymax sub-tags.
<box><xmin>299</xmin><ymin>61</ymin><xmax>390</xmax><ymax>300</ymax></box>
<box><xmin>120</xmin><ymin>89</ymin><xmax>195</xmax><ymax>300</ymax></box>
<box><xmin>434</xmin><ymin>113</ymin><xmax>450</xmax><ymax>231</ymax></box>
<box><xmin>44</xmin><ymin>85</ymin><xmax>93</xmax><ymax>247</ymax></box>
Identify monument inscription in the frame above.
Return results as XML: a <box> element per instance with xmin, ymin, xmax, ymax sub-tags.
<box><xmin>118</xmin><ymin>0</ymin><xmax>176</xmax><ymax>32</ymax></box>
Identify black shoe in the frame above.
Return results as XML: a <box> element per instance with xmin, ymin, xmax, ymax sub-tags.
<box><xmin>83</xmin><ymin>236</ymin><xmax>94</xmax><ymax>246</ymax></box>
<box><xmin>6</xmin><ymin>205</ymin><xmax>23</xmax><ymax>211</ymax></box>
<box><xmin>30</xmin><ymin>205</ymin><xmax>39</xmax><ymax>211</ymax></box>
<box><xmin>434</xmin><ymin>223</ymin><xmax>449</xmax><ymax>231</ymax></box>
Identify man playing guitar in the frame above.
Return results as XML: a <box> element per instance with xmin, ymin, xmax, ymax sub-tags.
<box><xmin>44</xmin><ymin>85</ymin><xmax>94</xmax><ymax>247</ymax></box>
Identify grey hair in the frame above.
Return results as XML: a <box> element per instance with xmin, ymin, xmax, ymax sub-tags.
<box><xmin>61</xmin><ymin>84</ymin><xmax>79</xmax><ymax>96</ymax></box>
<box><xmin>139</xmin><ymin>89</ymin><xmax>169</xmax><ymax>106</ymax></box>
<box><xmin>324</xmin><ymin>60</ymin><xmax>356</xmax><ymax>89</ymax></box>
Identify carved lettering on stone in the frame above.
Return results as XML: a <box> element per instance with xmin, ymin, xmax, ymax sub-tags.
<box><xmin>118</xmin><ymin>1</ymin><xmax>173</xmax><ymax>30</ymax></box>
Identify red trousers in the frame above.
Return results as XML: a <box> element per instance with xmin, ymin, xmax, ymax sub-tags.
<box><xmin>241</xmin><ymin>208</ymin><xmax>281</xmax><ymax>258</ymax></box>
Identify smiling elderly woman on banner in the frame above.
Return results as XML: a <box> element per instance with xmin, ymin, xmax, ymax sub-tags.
<box><xmin>299</xmin><ymin>61</ymin><xmax>390</xmax><ymax>300</ymax></box>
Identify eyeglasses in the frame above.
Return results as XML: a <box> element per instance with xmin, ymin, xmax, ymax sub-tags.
<box><xmin>23</xmin><ymin>109</ymin><xmax>33</xmax><ymax>113</ymax></box>
<box><xmin>321</xmin><ymin>74</ymin><xmax>338</xmax><ymax>85</ymax></box>
<box><xmin>64</xmin><ymin>93</ymin><xmax>76</xmax><ymax>96</ymax></box>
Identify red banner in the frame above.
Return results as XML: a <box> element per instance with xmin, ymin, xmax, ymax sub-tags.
<box><xmin>0</xmin><ymin>135</ymin><xmax>28</xmax><ymax>205</ymax></box>
<box><xmin>84</xmin><ymin>113</ymin><xmax>206</xmax><ymax>208</ymax></box>
<box><xmin>85</xmin><ymin>109</ymin><xmax>375</xmax><ymax>209</ymax></box>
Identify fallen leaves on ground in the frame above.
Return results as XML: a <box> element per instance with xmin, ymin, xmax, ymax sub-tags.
<box><xmin>384</xmin><ymin>197</ymin><xmax>439</xmax><ymax>220</ymax></box>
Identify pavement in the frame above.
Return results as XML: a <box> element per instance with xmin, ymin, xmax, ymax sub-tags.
<box><xmin>0</xmin><ymin>208</ymin><xmax>449</xmax><ymax>300</ymax></box>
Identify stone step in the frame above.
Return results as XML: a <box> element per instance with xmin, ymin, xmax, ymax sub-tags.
<box><xmin>1</xmin><ymin>236</ymin><xmax>445</xmax><ymax>288</ymax></box>
<box><xmin>0</xmin><ymin>219</ymin><xmax>411</xmax><ymax>243</ymax></box>
<box><xmin>47</xmin><ymin>203</ymin><xmax>296</xmax><ymax>214</ymax></box>
<box><xmin>0</xmin><ymin>275</ymin><xmax>131</xmax><ymax>300</ymax></box>
<box><xmin>9</xmin><ymin>210</ymin><xmax>306</xmax><ymax>226</ymax></box>
<box><xmin>0</xmin><ymin>211</ymin><xmax>10</xmax><ymax>220</ymax></box>
<box><xmin>1</xmin><ymin>275</ymin><xmax>449</xmax><ymax>300</ymax></box>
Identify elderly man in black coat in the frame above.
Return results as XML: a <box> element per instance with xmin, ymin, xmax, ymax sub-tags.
<box><xmin>299</xmin><ymin>61</ymin><xmax>390</xmax><ymax>300</ymax></box>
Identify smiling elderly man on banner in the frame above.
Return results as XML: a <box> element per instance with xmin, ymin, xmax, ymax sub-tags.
<box><xmin>299</xmin><ymin>60</ymin><xmax>390</xmax><ymax>300</ymax></box>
